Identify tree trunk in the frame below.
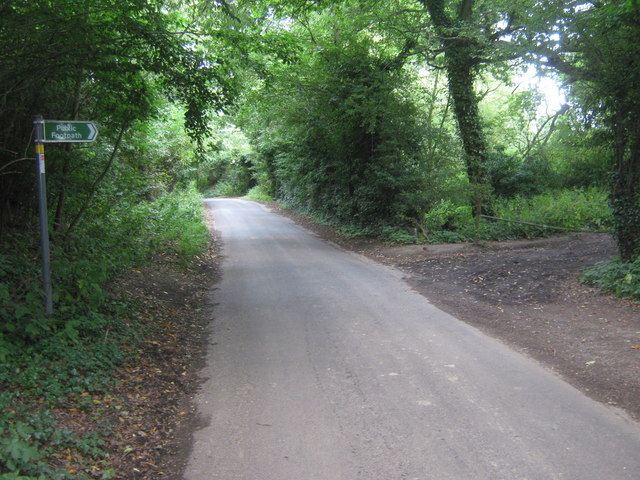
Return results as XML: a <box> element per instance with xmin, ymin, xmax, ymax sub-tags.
<box><xmin>610</xmin><ymin>119</ymin><xmax>640</xmax><ymax>260</ymax></box>
<box><xmin>444</xmin><ymin>47</ymin><xmax>490</xmax><ymax>205</ymax></box>
<box><xmin>419</xmin><ymin>0</ymin><xmax>491</xmax><ymax>220</ymax></box>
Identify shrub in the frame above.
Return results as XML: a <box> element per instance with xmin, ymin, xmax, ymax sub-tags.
<box><xmin>243</xmin><ymin>185</ymin><xmax>273</xmax><ymax>202</ymax></box>
<box><xmin>488</xmin><ymin>150</ymin><xmax>554</xmax><ymax>198</ymax></box>
<box><xmin>492</xmin><ymin>187</ymin><xmax>612</xmax><ymax>234</ymax></box>
<box><xmin>147</xmin><ymin>186</ymin><xmax>209</xmax><ymax>260</ymax></box>
<box><xmin>418</xmin><ymin>188</ymin><xmax>612</xmax><ymax>244</ymax></box>
<box><xmin>423</xmin><ymin>200</ymin><xmax>472</xmax><ymax>233</ymax></box>
<box><xmin>0</xmin><ymin>184</ymin><xmax>210</xmax><ymax>478</ymax></box>
<box><xmin>381</xmin><ymin>226</ymin><xmax>417</xmax><ymax>245</ymax></box>
<box><xmin>580</xmin><ymin>257</ymin><xmax>640</xmax><ymax>300</ymax></box>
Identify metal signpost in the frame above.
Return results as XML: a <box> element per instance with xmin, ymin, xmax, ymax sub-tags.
<box><xmin>33</xmin><ymin>115</ymin><xmax>98</xmax><ymax>314</ymax></box>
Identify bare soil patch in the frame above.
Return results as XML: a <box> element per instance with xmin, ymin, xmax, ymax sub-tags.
<box><xmin>270</xmin><ymin>204</ymin><xmax>640</xmax><ymax>422</ymax></box>
<box><xmin>63</xmin><ymin>208</ymin><xmax>223</xmax><ymax>479</ymax></box>
<box><xmin>100</xmin><ymin>249</ymin><xmax>217</xmax><ymax>479</ymax></box>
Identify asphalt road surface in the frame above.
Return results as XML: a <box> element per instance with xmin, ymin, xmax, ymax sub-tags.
<box><xmin>185</xmin><ymin>198</ymin><xmax>640</xmax><ymax>480</ymax></box>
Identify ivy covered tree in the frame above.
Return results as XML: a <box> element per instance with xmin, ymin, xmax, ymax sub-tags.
<box><xmin>403</xmin><ymin>0</ymin><xmax>540</xmax><ymax>219</ymax></box>
<box><xmin>570</xmin><ymin>2</ymin><xmax>640</xmax><ymax>260</ymax></box>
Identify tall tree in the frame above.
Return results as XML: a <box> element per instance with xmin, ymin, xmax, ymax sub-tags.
<box><xmin>236</xmin><ymin>3</ymin><xmax>428</xmax><ymax>227</ymax></box>
<box><xmin>417</xmin><ymin>0</ymin><xmax>491</xmax><ymax>220</ymax></box>
<box><xmin>409</xmin><ymin>0</ymin><xmax>540</xmax><ymax>220</ymax></box>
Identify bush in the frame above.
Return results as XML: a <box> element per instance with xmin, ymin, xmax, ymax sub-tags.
<box><xmin>239</xmin><ymin>38</ymin><xmax>427</xmax><ymax>230</ymax></box>
<box><xmin>580</xmin><ymin>257</ymin><xmax>640</xmax><ymax>300</ymax></box>
<box><xmin>423</xmin><ymin>200</ymin><xmax>472</xmax><ymax>233</ymax></box>
<box><xmin>381</xmin><ymin>226</ymin><xmax>417</xmax><ymax>245</ymax></box>
<box><xmin>202</xmin><ymin>154</ymin><xmax>256</xmax><ymax>198</ymax></box>
<box><xmin>147</xmin><ymin>186</ymin><xmax>209</xmax><ymax>260</ymax></box>
<box><xmin>488</xmin><ymin>150</ymin><xmax>554</xmax><ymax>198</ymax></box>
<box><xmin>204</xmin><ymin>180</ymin><xmax>243</xmax><ymax>197</ymax></box>
<box><xmin>428</xmin><ymin>230</ymin><xmax>473</xmax><ymax>243</ymax></box>
<box><xmin>0</xmin><ymin>315</ymin><xmax>131</xmax><ymax>479</ymax></box>
<box><xmin>492</xmin><ymin>187</ymin><xmax>612</xmax><ymax>234</ymax></box>
<box><xmin>418</xmin><ymin>188</ymin><xmax>613</xmax><ymax>244</ymax></box>
<box><xmin>0</xmin><ymin>184</ymin><xmax>210</xmax><ymax>478</ymax></box>
<box><xmin>243</xmin><ymin>185</ymin><xmax>273</xmax><ymax>202</ymax></box>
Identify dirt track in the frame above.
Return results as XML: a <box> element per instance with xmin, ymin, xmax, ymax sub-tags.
<box><xmin>386</xmin><ymin>234</ymin><xmax>640</xmax><ymax>421</ymax></box>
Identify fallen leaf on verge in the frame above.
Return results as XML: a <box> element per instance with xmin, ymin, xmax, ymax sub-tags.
<box><xmin>631</xmin><ymin>346</ymin><xmax>640</xmax><ymax>349</ymax></box>
<box><xmin>585</xmin><ymin>360</ymin><xmax>596</xmax><ymax>366</ymax></box>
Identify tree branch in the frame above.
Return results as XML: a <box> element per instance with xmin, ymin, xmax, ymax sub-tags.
<box><xmin>382</xmin><ymin>39</ymin><xmax>419</xmax><ymax>71</ymax></box>
<box><xmin>0</xmin><ymin>157</ymin><xmax>31</xmax><ymax>175</ymax></box>
<box><xmin>522</xmin><ymin>103</ymin><xmax>569</xmax><ymax>158</ymax></box>
<box><xmin>66</xmin><ymin>123</ymin><xmax>128</xmax><ymax>234</ymax></box>
<box><xmin>532</xmin><ymin>46</ymin><xmax>591</xmax><ymax>83</ymax></box>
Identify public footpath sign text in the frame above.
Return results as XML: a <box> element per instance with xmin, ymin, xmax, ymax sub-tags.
<box><xmin>43</xmin><ymin>121</ymin><xmax>98</xmax><ymax>143</ymax></box>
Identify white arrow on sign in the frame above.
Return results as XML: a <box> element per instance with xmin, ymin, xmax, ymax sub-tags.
<box><xmin>87</xmin><ymin>122</ymin><xmax>97</xmax><ymax>141</ymax></box>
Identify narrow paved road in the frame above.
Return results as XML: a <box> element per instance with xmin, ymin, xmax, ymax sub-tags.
<box><xmin>185</xmin><ymin>199</ymin><xmax>640</xmax><ymax>480</ymax></box>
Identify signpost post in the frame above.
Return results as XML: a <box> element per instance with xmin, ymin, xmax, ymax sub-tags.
<box><xmin>33</xmin><ymin>116</ymin><xmax>98</xmax><ymax>315</ymax></box>
<box><xmin>33</xmin><ymin>115</ymin><xmax>53</xmax><ymax>315</ymax></box>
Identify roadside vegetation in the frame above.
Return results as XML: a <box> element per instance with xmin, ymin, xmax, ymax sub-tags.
<box><xmin>1</xmin><ymin>0</ymin><xmax>639</xmax><ymax>478</ymax></box>
<box><xmin>1</xmin><ymin>2</ymin><xmax>231</xmax><ymax>477</ymax></box>
<box><xmin>210</xmin><ymin>2</ymin><xmax>640</xmax><ymax>299</ymax></box>
<box><xmin>0</xmin><ymin>186</ymin><xmax>210</xmax><ymax>479</ymax></box>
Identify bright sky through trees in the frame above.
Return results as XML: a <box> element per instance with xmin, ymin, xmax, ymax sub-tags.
<box><xmin>519</xmin><ymin>66</ymin><xmax>567</xmax><ymax>115</ymax></box>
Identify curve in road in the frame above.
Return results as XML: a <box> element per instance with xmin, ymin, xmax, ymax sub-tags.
<box><xmin>185</xmin><ymin>199</ymin><xmax>640</xmax><ymax>480</ymax></box>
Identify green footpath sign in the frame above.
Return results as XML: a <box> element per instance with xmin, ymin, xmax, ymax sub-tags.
<box><xmin>43</xmin><ymin>120</ymin><xmax>98</xmax><ymax>143</ymax></box>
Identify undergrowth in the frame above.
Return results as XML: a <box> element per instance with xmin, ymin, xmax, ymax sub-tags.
<box><xmin>580</xmin><ymin>257</ymin><xmax>640</xmax><ymax>301</ymax></box>
<box><xmin>0</xmin><ymin>186</ymin><xmax>209</xmax><ymax>479</ymax></box>
<box><xmin>489</xmin><ymin>187</ymin><xmax>612</xmax><ymax>236</ymax></box>
<box><xmin>426</xmin><ymin>188</ymin><xmax>612</xmax><ymax>243</ymax></box>
<box><xmin>272</xmin><ymin>188</ymin><xmax>613</xmax><ymax>245</ymax></box>
<box><xmin>242</xmin><ymin>185</ymin><xmax>273</xmax><ymax>202</ymax></box>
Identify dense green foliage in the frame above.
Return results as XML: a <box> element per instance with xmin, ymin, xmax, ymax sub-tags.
<box><xmin>214</xmin><ymin>0</ymin><xmax>638</xmax><ymax>295</ymax></box>
<box><xmin>0</xmin><ymin>1</ymin><xmax>235</xmax><ymax>477</ymax></box>
<box><xmin>569</xmin><ymin>2</ymin><xmax>640</xmax><ymax>260</ymax></box>
<box><xmin>0</xmin><ymin>0</ymin><xmax>237</xmax><ymax>234</ymax></box>
<box><xmin>0</xmin><ymin>187</ymin><xmax>209</xmax><ymax>478</ymax></box>
<box><xmin>489</xmin><ymin>188</ymin><xmax>612</xmax><ymax>236</ymax></box>
<box><xmin>581</xmin><ymin>257</ymin><xmax>640</xmax><ymax>301</ymax></box>
<box><xmin>239</xmin><ymin>37</ymin><xmax>427</xmax><ymax>228</ymax></box>
<box><xmin>221</xmin><ymin>1</ymin><xmax>634</xmax><ymax>239</ymax></box>
<box><xmin>521</xmin><ymin>0</ymin><xmax>640</xmax><ymax>259</ymax></box>
<box><xmin>400</xmin><ymin>187</ymin><xmax>611</xmax><ymax>244</ymax></box>
<box><xmin>2</xmin><ymin>0</ymin><xmax>640</xmax><ymax>476</ymax></box>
